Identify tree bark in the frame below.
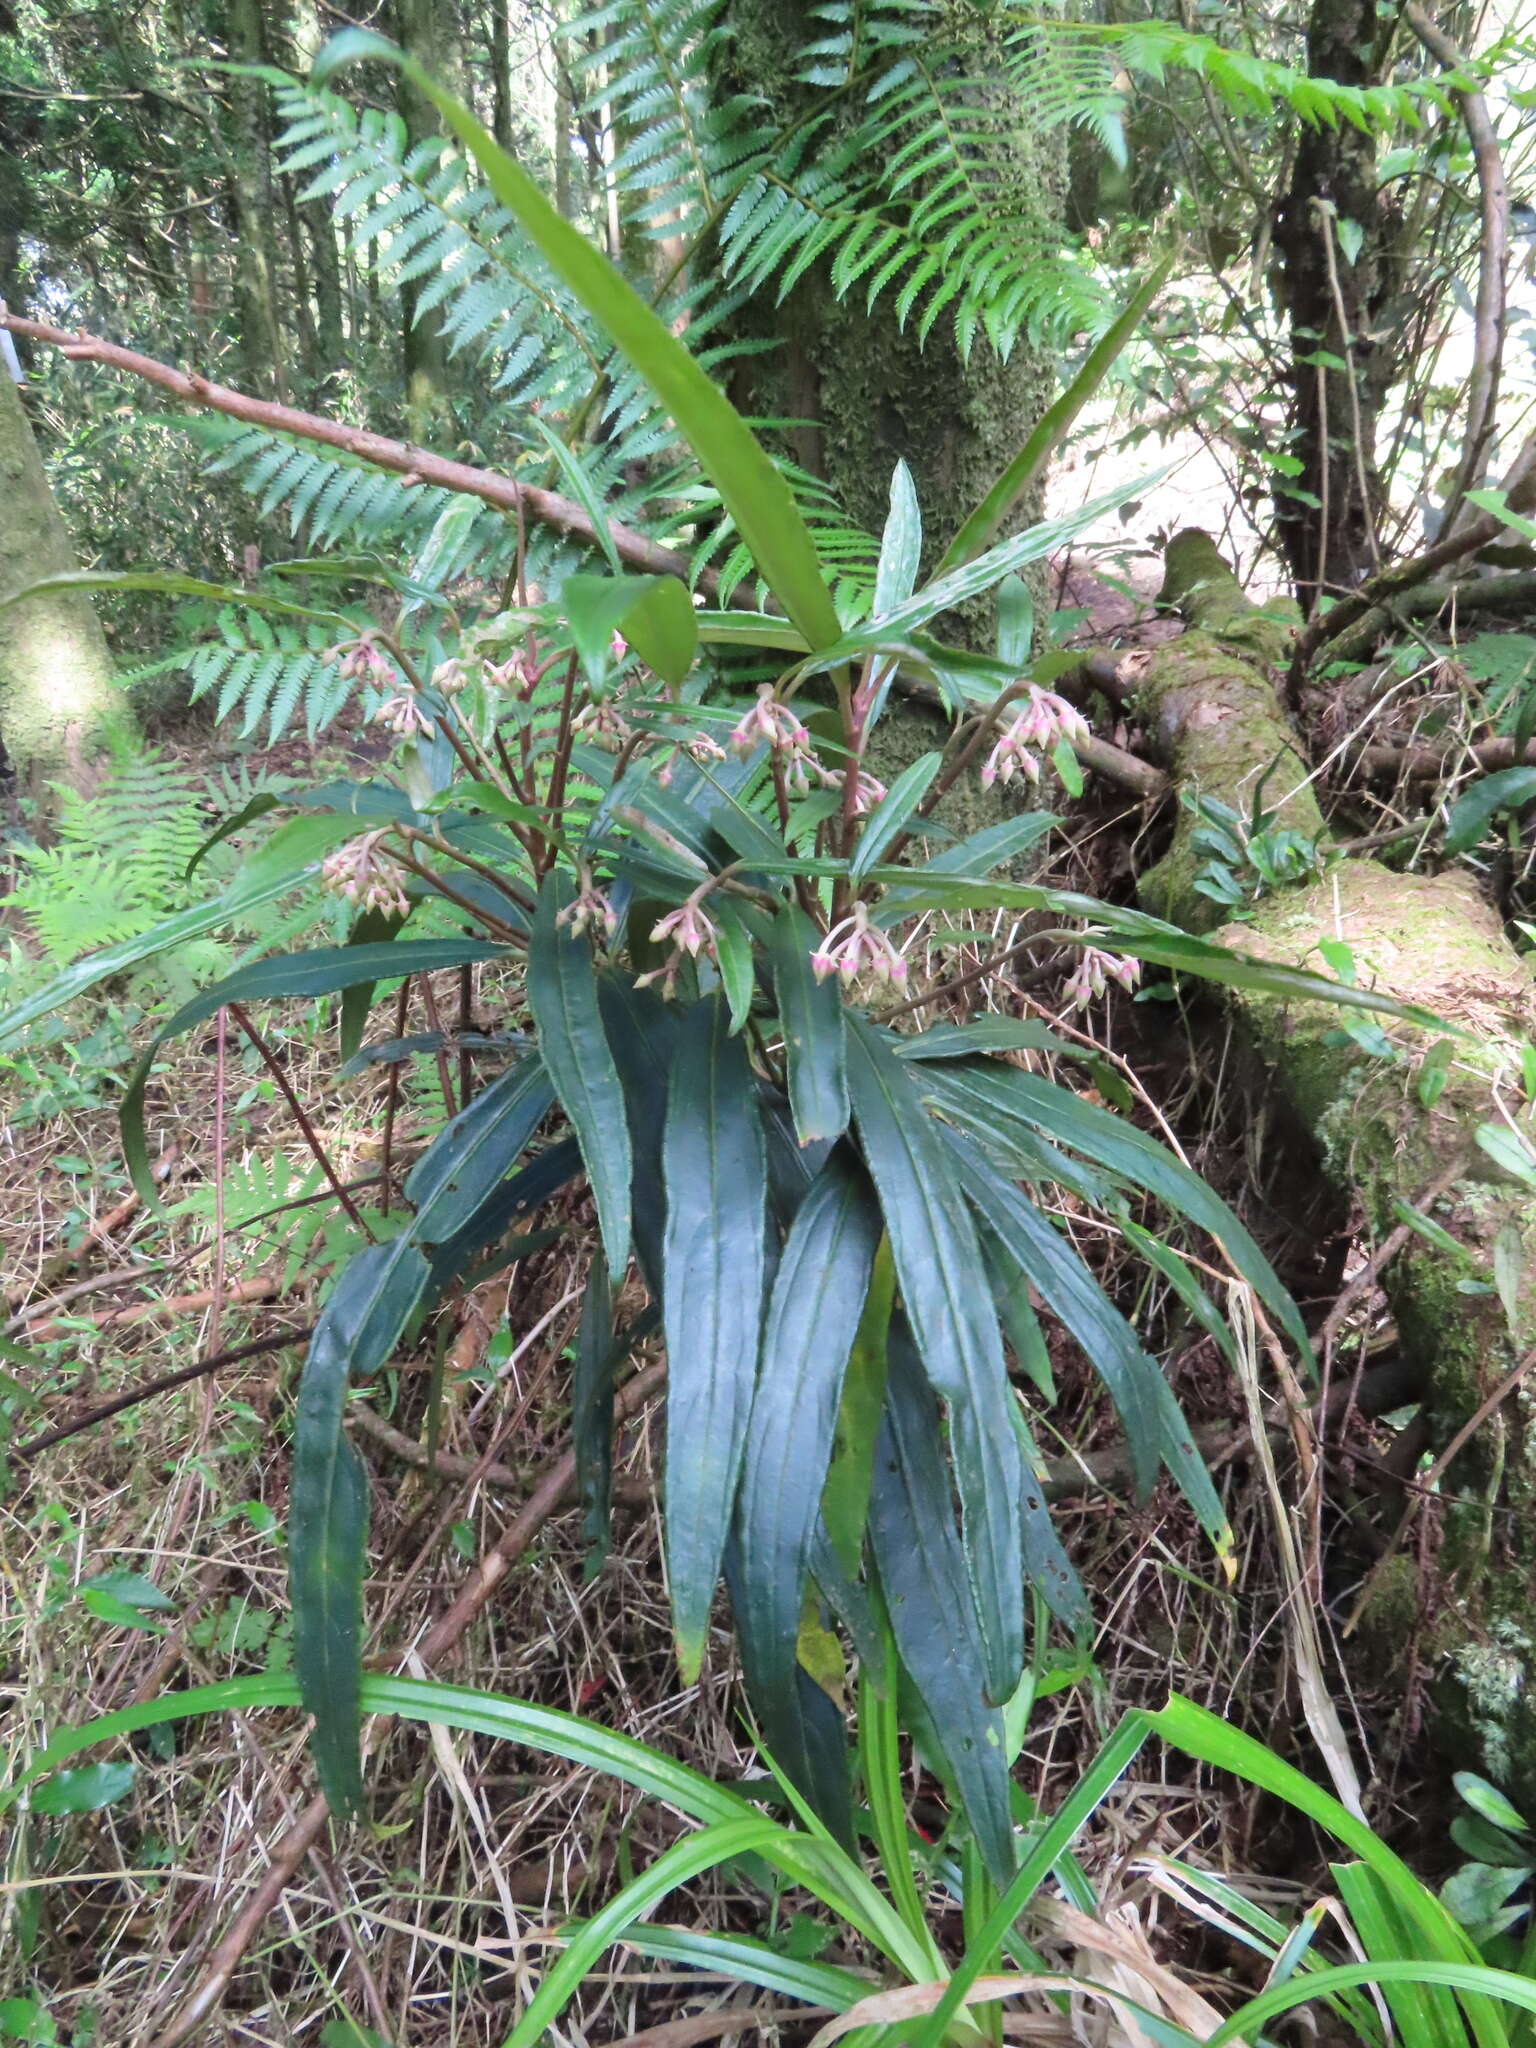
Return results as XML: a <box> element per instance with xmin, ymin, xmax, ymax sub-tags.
<box><xmin>1143</xmin><ymin>529</ymin><xmax>1536</xmax><ymax>1801</ymax></box>
<box><xmin>0</xmin><ymin>370</ymin><xmax>135</xmax><ymax>792</ymax></box>
<box><xmin>1271</xmin><ymin>0</ymin><xmax>1398</xmax><ymax>603</ymax></box>
<box><xmin>225</xmin><ymin>0</ymin><xmax>289</xmax><ymax>400</ymax></box>
<box><xmin>394</xmin><ymin>0</ymin><xmax>465</xmax><ymax>440</ymax></box>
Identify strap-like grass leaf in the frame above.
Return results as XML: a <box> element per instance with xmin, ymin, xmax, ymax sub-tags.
<box><xmin>895</xmin><ymin>1018</ymin><xmax>1071</xmax><ymax>1061</ymax></box>
<box><xmin>846</xmin><ymin>1018</ymin><xmax>1023</xmax><ymax>1701</ymax></box>
<box><xmin>597</xmin><ymin>974</ymin><xmax>680</xmax><ymax>1290</ymax></box>
<box><xmin>120</xmin><ymin>938</ymin><xmax>507</xmax><ymax>1206</ymax></box>
<box><xmin>661</xmin><ymin>998</ymin><xmax>768</xmax><ymax>1680</ymax></box>
<box><xmin>733</xmin><ymin>1156</ymin><xmax>880</xmax><ymax>1828</ymax></box>
<box><xmin>869</xmin><ymin>1321</ymin><xmax>1016</xmax><ymax>1888</ymax></box>
<box><xmin>953</xmin><ymin>1137</ymin><xmax>1228</xmax><ymax>1549</ymax></box>
<box><xmin>315</xmin><ymin>30</ymin><xmax>844</xmax><ymax>658</ymax></box>
<box><xmin>770</xmin><ymin>906</ymin><xmax>849</xmax><ymax>1145</ymax></box>
<box><xmin>292</xmin><ymin>1056</ymin><xmax>553</xmax><ymax>1813</ymax></box>
<box><xmin>530</xmin><ymin>872</ymin><xmax>633</xmax><ymax>1280</ymax></box>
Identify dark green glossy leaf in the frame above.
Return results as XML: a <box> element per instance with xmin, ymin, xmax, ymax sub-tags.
<box><xmin>403</xmin><ymin>1057</ymin><xmax>555</xmax><ymax>1238</ymax></box>
<box><xmin>597</xmin><ymin>974</ymin><xmax>680</xmax><ymax>1290</ymax></box>
<box><xmin>30</xmin><ymin>1761</ymin><xmax>137</xmax><ymax>1815</ymax></box>
<box><xmin>661</xmin><ymin>998</ymin><xmax>768</xmax><ymax>1679</ymax></box>
<box><xmin>868</xmin><ymin>1321</ymin><xmax>1015</xmax><ymax>1887</ymax></box>
<box><xmin>954</xmin><ymin>1137</ymin><xmax>1228</xmax><ymax>1550</ymax></box>
<box><xmin>573</xmin><ymin>1260</ymin><xmax>615</xmax><ymax>1580</ymax></box>
<box><xmin>120</xmin><ymin>938</ymin><xmax>506</xmax><ymax>1207</ymax></box>
<box><xmin>770</xmin><ymin>906</ymin><xmax>849</xmax><ymax>1145</ymax></box>
<box><xmin>821</xmin><ymin>1237</ymin><xmax>895</xmax><ymax>1579</ymax></box>
<box><xmin>184</xmin><ymin>789</ymin><xmax>282</xmax><ymax>881</ymax></box>
<box><xmin>338</xmin><ymin>908</ymin><xmax>409</xmax><ymax>1062</ymax></box>
<box><xmin>846</xmin><ymin>1018</ymin><xmax>1023</xmax><ymax>1701</ymax></box>
<box><xmin>713</xmin><ymin>903</ymin><xmax>757</xmax><ymax>1033</ymax></box>
<box><xmin>895</xmin><ymin>1018</ymin><xmax>1072</xmax><ymax>1061</ymax></box>
<box><xmin>530</xmin><ymin>873</ymin><xmax>632</xmax><ymax>1279</ymax></box>
<box><xmin>734</xmin><ymin>1156</ymin><xmax>880</xmax><ymax>1827</ymax></box>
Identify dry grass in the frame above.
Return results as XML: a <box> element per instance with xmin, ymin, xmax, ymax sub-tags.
<box><xmin>0</xmin><ymin>758</ymin><xmax>1436</xmax><ymax>2048</ymax></box>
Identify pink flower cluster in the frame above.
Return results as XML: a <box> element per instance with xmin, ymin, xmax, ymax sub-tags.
<box><xmin>1064</xmin><ymin>947</ymin><xmax>1141</xmax><ymax>1009</ymax></box>
<box><xmin>374</xmin><ymin>692</ymin><xmax>436</xmax><ymax>740</ymax></box>
<box><xmin>981</xmin><ymin>686</ymin><xmax>1089</xmax><ymax>789</ymax></box>
<box><xmin>320</xmin><ymin>830</ymin><xmax>410</xmax><ymax>920</ymax></box>
<box><xmin>636</xmin><ymin>897</ymin><xmax>722</xmax><ymax>998</ymax></box>
<box><xmin>556</xmin><ymin>879</ymin><xmax>618</xmax><ymax>943</ymax></box>
<box><xmin>328</xmin><ymin>633</ymin><xmax>397</xmax><ymax>687</ymax></box>
<box><xmin>810</xmin><ymin>905</ymin><xmax>908</xmax><ymax>990</ymax></box>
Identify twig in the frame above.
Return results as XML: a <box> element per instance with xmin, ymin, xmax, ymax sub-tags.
<box><xmin>22</xmin><ymin>1271</ymin><xmax>283</xmax><ymax>1345</ymax></box>
<box><xmin>1353</xmin><ymin>731</ymin><xmax>1536</xmax><ymax>779</ymax></box>
<box><xmin>0</xmin><ymin>312</ymin><xmax>706</xmax><ymax>591</ymax></box>
<box><xmin>14</xmin><ymin>1326</ymin><xmax>308</xmax><ymax>1459</ymax></box>
<box><xmin>23</xmin><ymin>1147</ymin><xmax>179</xmax><ymax>1299</ymax></box>
<box><xmin>227</xmin><ymin>1003</ymin><xmax>376</xmax><ymax>1242</ymax></box>
<box><xmin>1407</xmin><ymin>4</ymin><xmax>1509</xmax><ymax>533</ymax></box>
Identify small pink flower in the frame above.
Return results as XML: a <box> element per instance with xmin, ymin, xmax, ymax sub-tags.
<box><xmin>1064</xmin><ymin>947</ymin><xmax>1141</xmax><ymax>1009</ymax></box>
<box><xmin>648</xmin><ymin>901</ymin><xmax>719</xmax><ymax>959</ymax></box>
<box><xmin>729</xmin><ymin>686</ymin><xmax>816</xmax><ymax>791</ymax></box>
<box><xmin>831</xmin><ymin>766</ymin><xmax>887</xmax><ymax>816</ymax></box>
<box><xmin>327</xmin><ymin>632</ymin><xmax>397</xmax><ymax>687</ymax></box>
<box><xmin>611</xmin><ymin>631</ymin><xmax>629</xmax><ymax>662</ymax></box>
<box><xmin>657</xmin><ymin>731</ymin><xmax>728</xmax><ymax>788</ymax></box>
<box><xmin>374</xmin><ymin>692</ymin><xmax>436</xmax><ymax>740</ymax></box>
<box><xmin>981</xmin><ymin>687</ymin><xmax>1090</xmax><ymax>789</ymax></box>
<box><xmin>572</xmin><ymin>699</ymin><xmax>635</xmax><ymax>751</ymax></box>
<box><xmin>808</xmin><ymin>905</ymin><xmax>908</xmax><ymax>990</ymax></box>
<box><xmin>321</xmin><ymin>830</ymin><xmax>410</xmax><ymax>919</ymax></box>
<box><xmin>432</xmin><ymin>657</ymin><xmax>469</xmax><ymax>696</ymax></box>
<box><xmin>557</xmin><ymin>880</ymin><xmax>618</xmax><ymax>943</ymax></box>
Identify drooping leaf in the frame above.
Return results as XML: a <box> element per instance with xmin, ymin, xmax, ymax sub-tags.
<box><xmin>1444</xmin><ymin>768</ymin><xmax>1536</xmax><ymax>856</ymax></box>
<box><xmin>770</xmin><ymin>905</ymin><xmax>849</xmax><ymax>1145</ymax></box>
<box><xmin>849</xmin><ymin>752</ymin><xmax>943</xmax><ymax>878</ymax></box>
<box><xmin>560</xmin><ymin>572</ymin><xmax>698</xmax><ymax>694</ymax></box>
<box><xmin>895</xmin><ymin>1018</ymin><xmax>1071</xmax><ymax>1061</ymax></box>
<box><xmin>529</xmin><ymin>872</ymin><xmax>633</xmax><ymax>1280</ymax></box>
<box><xmin>338</xmin><ymin>907</ymin><xmax>409</xmax><ymax>1062</ymax></box>
<box><xmin>734</xmin><ymin>1156</ymin><xmax>880</xmax><ymax>1829</ymax></box>
<box><xmin>868</xmin><ymin>1321</ymin><xmax>1016</xmax><ymax>1887</ymax></box>
<box><xmin>845</xmin><ymin>1018</ymin><xmax>1024</xmax><ymax>1701</ymax></box>
<box><xmin>661</xmin><ymin>998</ymin><xmax>768</xmax><ymax>1678</ymax></box>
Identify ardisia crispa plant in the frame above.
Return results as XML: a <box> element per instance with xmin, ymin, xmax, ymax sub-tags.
<box><xmin>0</xmin><ymin>33</ymin><xmax>1424</xmax><ymax>1855</ymax></box>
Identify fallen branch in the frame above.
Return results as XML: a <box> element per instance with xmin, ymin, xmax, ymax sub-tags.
<box><xmin>22</xmin><ymin>1270</ymin><xmax>283</xmax><ymax>1344</ymax></box>
<box><xmin>15</xmin><ymin>1325</ymin><xmax>308</xmax><ymax>1459</ymax></box>
<box><xmin>0</xmin><ymin>313</ymin><xmax>702</xmax><ymax>589</ymax></box>
<box><xmin>1353</xmin><ymin>731</ymin><xmax>1536</xmax><ymax>780</ymax></box>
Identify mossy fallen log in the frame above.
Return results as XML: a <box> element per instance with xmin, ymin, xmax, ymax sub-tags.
<box><xmin>1142</xmin><ymin>528</ymin><xmax>1536</xmax><ymax>1796</ymax></box>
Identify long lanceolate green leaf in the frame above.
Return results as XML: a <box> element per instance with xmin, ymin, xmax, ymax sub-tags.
<box><xmin>868</xmin><ymin>1321</ymin><xmax>1018</xmax><ymax>1889</ymax></box>
<box><xmin>733</xmin><ymin>1155</ymin><xmax>880</xmax><ymax>1828</ymax></box>
<box><xmin>292</xmin><ymin>1057</ymin><xmax>554</xmax><ymax>1812</ymax></box>
<box><xmin>770</xmin><ymin>905</ymin><xmax>849</xmax><ymax>1145</ymax></box>
<box><xmin>314</xmin><ymin>31</ymin><xmax>844</xmax><ymax>657</ymax></box>
<box><xmin>661</xmin><ymin>998</ymin><xmax>768</xmax><ymax>1679</ymax></box>
<box><xmin>529</xmin><ymin>872</ymin><xmax>633</xmax><ymax>1280</ymax></box>
<box><xmin>920</xmin><ymin>1057</ymin><xmax>1309</xmax><ymax>1359</ymax></box>
<box><xmin>118</xmin><ymin>938</ymin><xmax>509</xmax><ymax>1206</ymax></box>
<box><xmin>953</xmin><ymin>1137</ymin><xmax>1229</xmax><ymax>1551</ymax></box>
<box><xmin>845</xmin><ymin>1017</ymin><xmax>1023</xmax><ymax>1703</ymax></box>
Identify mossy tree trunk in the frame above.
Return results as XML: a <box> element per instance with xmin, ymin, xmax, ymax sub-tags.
<box><xmin>394</xmin><ymin>0</ymin><xmax>465</xmax><ymax>441</ymax></box>
<box><xmin>0</xmin><ymin>369</ymin><xmax>134</xmax><ymax>797</ymax></box>
<box><xmin>1143</xmin><ymin>529</ymin><xmax>1536</xmax><ymax>1798</ymax></box>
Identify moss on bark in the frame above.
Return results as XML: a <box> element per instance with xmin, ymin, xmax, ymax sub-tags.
<box><xmin>1145</xmin><ymin>531</ymin><xmax>1536</xmax><ymax>1802</ymax></box>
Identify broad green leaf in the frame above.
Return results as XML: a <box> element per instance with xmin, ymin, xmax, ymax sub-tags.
<box><xmin>79</xmin><ymin>1590</ymin><xmax>167</xmax><ymax>1634</ymax></box>
<box><xmin>770</xmin><ymin>906</ymin><xmax>849</xmax><ymax>1145</ymax></box>
<box><xmin>78</xmin><ymin>1569</ymin><xmax>176</xmax><ymax>1612</ymax></box>
<box><xmin>713</xmin><ymin>903</ymin><xmax>756</xmax><ymax>1033</ymax></box>
<box><xmin>529</xmin><ymin>872</ymin><xmax>633</xmax><ymax>1279</ymax></box>
<box><xmin>895</xmin><ymin>1017</ymin><xmax>1071</xmax><ymax>1061</ymax></box>
<box><xmin>315</xmin><ymin>30</ymin><xmax>844</xmax><ymax>655</ymax></box>
<box><xmin>921</xmin><ymin>1056</ymin><xmax>1309</xmax><ymax>1358</ymax></box>
<box><xmin>597</xmin><ymin>974</ymin><xmax>682</xmax><ymax>1288</ymax></box>
<box><xmin>868</xmin><ymin>1321</ymin><xmax>1016</xmax><ymax>1887</ymax></box>
<box><xmin>849</xmin><ymin>751</ymin><xmax>942</xmax><ymax>878</ymax></box>
<box><xmin>821</xmin><ymin>1237</ymin><xmax>895</xmax><ymax>1578</ymax></box>
<box><xmin>573</xmin><ymin>1261</ymin><xmax>615</xmax><ymax>1580</ymax></box>
<box><xmin>119</xmin><ymin>938</ymin><xmax>506</xmax><ymax>1208</ymax></box>
<box><xmin>1457</xmin><ymin>1772</ymin><xmax>1530</xmax><ymax>1836</ymax></box>
<box><xmin>661</xmin><ymin>998</ymin><xmax>768</xmax><ymax>1679</ymax></box>
<box><xmin>996</xmin><ymin>573</ymin><xmax>1034</xmax><ymax>668</ymax></box>
<box><xmin>560</xmin><ymin>572</ymin><xmax>698</xmax><ymax>694</ymax></box>
<box><xmin>939</xmin><ymin>262</ymin><xmax>1171</xmax><ymax>574</ymax></box>
<box><xmin>337</xmin><ymin>907</ymin><xmax>408</xmax><ymax>1064</ymax></box>
<box><xmin>953</xmin><ymin>1138</ymin><xmax>1228</xmax><ymax>1553</ymax></box>
<box><xmin>874</xmin><ymin>460</ymin><xmax>923</xmax><ymax>616</ymax></box>
<box><xmin>292</xmin><ymin>1058</ymin><xmax>553</xmax><ymax>1814</ymax></box>
<box><xmin>1445</xmin><ymin>769</ymin><xmax>1536</xmax><ymax>856</ymax></box>
<box><xmin>30</xmin><ymin>1761</ymin><xmax>137</xmax><ymax>1815</ymax></box>
<box><xmin>846</xmin><ymin>1018</ymin><xmax>1024</xmax><ymax>1701</ymax></box>
<box><xmin>734</xmin><ymin>1156</ymin><xmax>880</xmax><ymax>1829</ymax></box>
<box><xmin>918</xmin><ymin>810</ymin><xmax>1059</xmax><ymax>875</ymax></box>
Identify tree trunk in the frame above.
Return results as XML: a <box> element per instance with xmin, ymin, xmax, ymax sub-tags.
<box><xmin>1271</xmin><ymin>0</ymin><xmax>1399</xmax><ymax>603</ymax></box>
<box><xmin>394</xmin><ymin>0</ymin><xmax>465</xmax><ymax>440</ymax></box>
<box><xmin>226</xmin><ymin>0</ymin><xmax>289</xmax><ymax>400</ymax></box>
<box><xmin>1142</xmin><ymin>529</ymin><xmax>1536</xmax><ymax>1802</ymax></box>
<box><xmin>0</xmin><ymin>370</ymin><xmax>135</xmax><ymax>792</ymax></box>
